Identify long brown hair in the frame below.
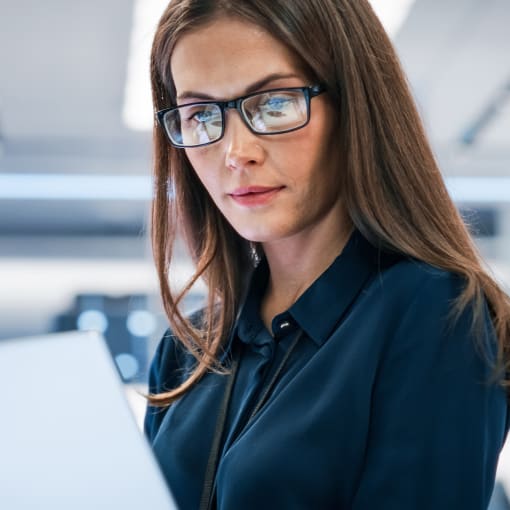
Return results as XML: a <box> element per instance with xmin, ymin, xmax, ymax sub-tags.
<box><xmin>148</xmin><ymin>0</ymin><xmax>510</xmax><ymax>406</ymax></box>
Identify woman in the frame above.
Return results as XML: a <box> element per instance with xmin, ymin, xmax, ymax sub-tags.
<box><xmin>145</xmin><ymin>1</ymin><xmax>510</xmax><ymax>509</ymax></box>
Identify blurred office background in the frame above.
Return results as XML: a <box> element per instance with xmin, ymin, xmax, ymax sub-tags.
<box><xmin>0</xmin><ymin>0</ymin><xmax>509</xmax><ymax>505</ymax></box>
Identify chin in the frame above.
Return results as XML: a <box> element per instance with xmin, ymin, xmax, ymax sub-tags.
<box><xmin>230</xmin><ymin>225</ymin><xmax>265</xmax><ymax>242</ymax></box>
<box><xmin>232</xmin><ymin>224</ymin><xmax>289</xmax><ymax>244</ymax></box>
<box><xmin>236</xmin><ymin>231</ymin><xmax>271</xmax><ymax>243</ymax></box>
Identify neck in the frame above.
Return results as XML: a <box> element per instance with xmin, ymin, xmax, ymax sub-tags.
<box><xmin>260</xmin><ymin>212</ymin><xmax>353</xmax><ymax>329</ymax></box>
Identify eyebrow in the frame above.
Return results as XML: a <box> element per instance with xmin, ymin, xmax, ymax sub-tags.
<box><xmin>176</xmin><ymin>73</ymin><xmax>302</xmax><ymax>102</ymax></box>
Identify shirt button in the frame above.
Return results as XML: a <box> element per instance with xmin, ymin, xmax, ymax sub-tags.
<box><xmin>279</xmin><ymin>321</ymin><xmax>291</xmax><ymax>330</ymax></box>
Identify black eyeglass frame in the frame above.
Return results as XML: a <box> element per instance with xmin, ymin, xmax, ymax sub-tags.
<box><xmin>155</xmin><ymin>84</ymin><xmax>327</xmax><ymax>149</ymax></box>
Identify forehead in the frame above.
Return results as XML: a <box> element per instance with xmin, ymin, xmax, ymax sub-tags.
<box><xmin>170</xmin><ymin>16</ymin><xmax>306</xmax><ymax>99</ymax></box>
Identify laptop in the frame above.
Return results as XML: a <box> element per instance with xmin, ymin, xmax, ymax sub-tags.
<box><xmin>0</xmin><ymin>330</ymin><xmax>178</xmax><ymax>509</ymax></box>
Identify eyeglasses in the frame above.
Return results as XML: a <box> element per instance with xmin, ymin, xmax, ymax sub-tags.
<box><xmin>156</xmin><ymin>84</ymin><xmax>326</xmax><ymax>148</ymax></box>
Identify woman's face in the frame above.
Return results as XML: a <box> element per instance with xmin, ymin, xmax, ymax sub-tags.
<box><xmin>171</xmin><ymin>16</ymin><xmax>345</xmax><ymax>246</ymax></box>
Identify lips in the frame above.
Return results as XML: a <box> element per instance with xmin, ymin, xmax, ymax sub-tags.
<box><xmin>229</xmin><ymin>186</ymin><xmax>284</xmax><ymax>207</ymax></box>
<box><xmin>230</xmin><ymin>186</ymin><xmax>282</xmax><ymax>196</ymax></box>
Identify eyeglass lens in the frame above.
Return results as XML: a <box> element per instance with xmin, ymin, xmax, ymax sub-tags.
<box><xmin>163</xmin><ymin>89</ymin><xmax>309</xmax><ymax>147</ymax></box>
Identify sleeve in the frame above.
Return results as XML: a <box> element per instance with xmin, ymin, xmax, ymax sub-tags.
<box><xmin>143</xmin><ymin>329</ymin><xmax>184</xmax><ymax>443</ymax></box>
<box><xmin>351</xmin><ymin>272</ymin><xmax>509</xmax><ymax>510</ymax></box>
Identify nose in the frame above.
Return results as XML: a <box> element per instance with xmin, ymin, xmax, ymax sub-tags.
<box><xmin>223</xmin><ymin>110</ymin><xmax>265</xmax><ymax>171</ymax></box>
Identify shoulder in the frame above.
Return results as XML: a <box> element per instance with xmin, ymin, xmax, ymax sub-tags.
<box><xmin>147</xmin><ymin>307</ymin><xmax>205</xmax><ymax>394</ymax></box>
<box><xmin>144</xmin><ymin>309</ymin><xmax>206</xmax><ymax>441</ymax></box>
<box><xmin>363</xmin><ymin>255</ymin><xmax>493</xmax><ymax>356</ymax></box>
<box><xmin>368</xmin><ymin>255</ymin><xmax>467</xmax><ymax>313</ymax></box>
<box><xmin>381</xmin><ymin>255</ymin><xmax>462</xmax><ymax>292</ymax></box>
<box><xmin>367</xmin><ymin>256</ymin><xmax>499</xmax><ymax>369</ymax></box>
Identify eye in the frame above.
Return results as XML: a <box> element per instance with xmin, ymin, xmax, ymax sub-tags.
<box><xmin>258</xmin><ymin>95</ymin><xmax>297</xmax><ymax>118</ymax></box>
<box><xmin>179</xmin><ymin>106</ymin><xmax>222</xmax><ymax>134</ymax></box>
<box><xmin>264</xmin><ymin>96</ymin><xmax>292</xmax><ymax>111</ymax></box>
<box><xmin>189</xmin><ymin>108</ymin><xmax>216</xmax><ymax>123</ymax></box>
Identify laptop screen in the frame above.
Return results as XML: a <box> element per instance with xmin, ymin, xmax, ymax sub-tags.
<box><xmin>0</xmin><ymin>330</ymin><xmax>178</xmax><ymax>509</ymax></box>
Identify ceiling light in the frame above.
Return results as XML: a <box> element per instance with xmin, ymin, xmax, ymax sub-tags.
<box><xmin>0</xmin><ymin>174</ymin><xmax>152</xmax><ymax>201</ymax></box>
<box><xmin>123</xmin><ymin>0</ymin><xmax>169</xmax><ymax>131</ymax></box>
<box><xmin>445</xmin><ymin>177</ymin><xmax>510</xmax><ymax>204</ymax></box>
<box><xmin>369</xmin><ymin>0</ymin><xmax>417</xmax><ymax>37</ymax></box>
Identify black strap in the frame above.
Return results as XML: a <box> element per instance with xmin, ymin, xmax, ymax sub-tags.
<box><xmin>199</xmin><ymin>350</ymin><xmax>240</xmax><ymax>510</ymax></box>
<box><xmin>199</xmin><ymin>329</ymin><xmax>303</xmax><ymax>510</ymax></box>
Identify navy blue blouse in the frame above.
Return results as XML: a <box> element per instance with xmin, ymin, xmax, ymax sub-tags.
<box><xmin>145</xmin><ymin>230</ymin><xmax>509</xmax><ymax>509</ymax></box>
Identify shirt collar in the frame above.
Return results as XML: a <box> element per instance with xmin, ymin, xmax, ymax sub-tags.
<box><xmin>232</xmin><ymin>229</ymin><xmax>395</xmax><ymax>349</ymax></box>
<box><xmin>288</xmin><ymin>229</ymin><xmax>382</xmax><ymax>345</ymax></box>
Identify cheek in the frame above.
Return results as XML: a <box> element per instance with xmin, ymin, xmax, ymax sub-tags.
<box><xmin>270</xmin><ymin>130</ymin><xmax>324</xmax><ymax>173</ymax></box>
<box><xmin>292</xmin><ymin>133</ymin><xmax>341</xmax><ymax>201</ymax></box>
<box><xmin>184</xmin><ymin>148</ymin><xmax>207</xmax><ymax>178</ymax></box>
<box><xmin>282</xmin><ymin>131</ymin><xmax>331</xmax><ymax>181</ymax></box>
<box><xmin>184</xmin><ymin>150</ymin><xmax>219</xmax><ymax>196</ymax></box>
